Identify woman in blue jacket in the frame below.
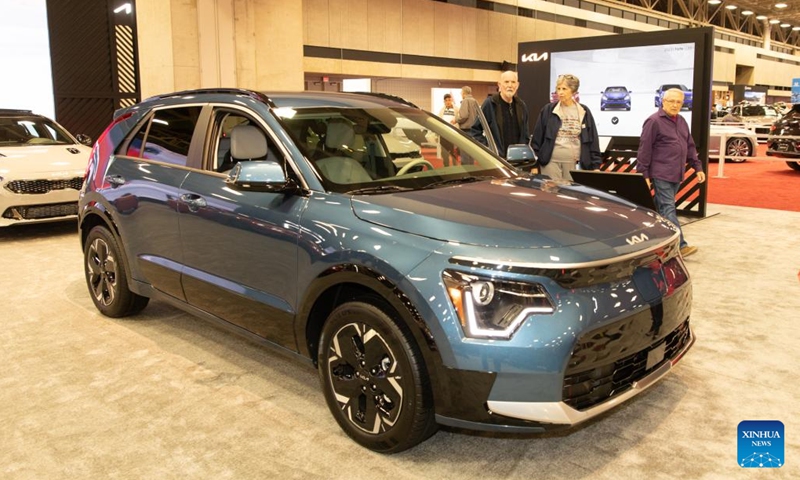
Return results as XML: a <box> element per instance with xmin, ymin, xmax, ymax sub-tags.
<box><xmin>532</xmin><ymin>74</ymin><xmax>602</xmax><ymax>180</ymax></box>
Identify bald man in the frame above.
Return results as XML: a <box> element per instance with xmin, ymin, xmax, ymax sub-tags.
<box><xmin>471</xmin><ymin>70</ymin><xmax>530</xmax><ymax>158</ymax></box>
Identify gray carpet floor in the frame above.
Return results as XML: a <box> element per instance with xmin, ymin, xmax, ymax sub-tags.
<box><xmin>1</xmin><ymin>203</ymin><xmax>798</xmax><ymax>479</ymax></box>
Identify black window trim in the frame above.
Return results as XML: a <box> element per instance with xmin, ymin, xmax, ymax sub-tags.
<box><xmin>117</xmin><ymin>102</ymin><xmax>208</xmax><ymax>169</ymax></box>
<box><xmin>202</xmin><ymin>102</ymin><xmax>309</xmax><ymax>191</ymax></box>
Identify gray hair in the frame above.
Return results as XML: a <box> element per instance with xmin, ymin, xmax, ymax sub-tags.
<box><xmin>556</xmin><ymin>74</ymin><xmax>580</xmax><ymax>93</ymax></box>
<box><xmin>461</xmin><ymin>86</ymin><xmax>472</xmax><ymax>95</ymax></box>
<box><xmin>664</xmin><ymin>88</ymin><xmax>685</xmax><ymax>99</ymax></box>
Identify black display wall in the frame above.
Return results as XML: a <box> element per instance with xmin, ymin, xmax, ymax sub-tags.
<box><xmin>45</xmin><ymin>0</ymin><xmax>140</xmax><ymax>141</ymax></box>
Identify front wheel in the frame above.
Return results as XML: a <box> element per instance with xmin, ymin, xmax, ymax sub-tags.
<box><xmin>725</xmin><ymin>137</ymin><xmax>752</xmax><ymax>163</ymax></box>
<box><xmin>788</xmin><ymin>161</ymin><xmax>800</xmax><ymax>171</ymax></box>
<box><xmin>318</xmin><ymin>300</ymin><xmax>436</xmax><ymax>453</ymax></box>
<box><xmin>83</xmin><ymin>225</ymin><xmax>149</xmax><ymax>317</ymax></box>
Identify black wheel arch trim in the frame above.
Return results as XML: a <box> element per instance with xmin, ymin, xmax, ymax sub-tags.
<box><xmin>296</xmin><ymin>263</ymin><xmax>438</xmax><ymax>360</ymax></box>
<box><xmin>296</xmin><ymin>263</ymin><xmax>453</xmax><ymax>412</ymax></box>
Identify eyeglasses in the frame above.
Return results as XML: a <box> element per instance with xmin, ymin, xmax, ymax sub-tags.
<box><xmin>663</xmin><ymin>99</ymin><xmax>683</xmax><ymax>104</ymax></box>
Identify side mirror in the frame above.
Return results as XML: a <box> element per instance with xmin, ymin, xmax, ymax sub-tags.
<box><xmin>76</xmin><ymin>134</ymin><xmax>93</xmax><ymax>146</ymax></box>
<box><xmin>506</xmin><ymin>144</ymin><xmax>536</xmax><ymax>169</ymax></box>
<box><xmin>225</xmin><ymin>160</ymin><xmax>296</xmax><ymax>193</ymax></box>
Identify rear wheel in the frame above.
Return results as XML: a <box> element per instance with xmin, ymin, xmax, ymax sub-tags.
<box><xmin>725</xmin><ymin>137</ymin><xmax>752</xmax><ymax>163</ymax></box>
<box><xmin>318</xmin><ymin>300</ymin><xmax>436</xmax><ymax>453</ymax></box>
<box><xmin>83</xmin><ymin>225</ymin><xmax>149</xmax><ymax>317</ymax></box>
<box><xmin>788</xmin><ymin>161</ymin><xmax>800</xmax><ymax>171</ymax></box>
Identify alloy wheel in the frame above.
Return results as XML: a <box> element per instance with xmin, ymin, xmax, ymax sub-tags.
<box><xmin>726</xmin><ymin>138</ymin><xmax>751</xmax><ymax>162</ymax></box>
<box><xmin>86</xmin><ymin>237</ymin><xmax>117</xmax><ymax>307</ymax></box>
<box><xmin>326</xmin><ymin>321</ymin><xmax>404</xmax><ymax>434</ymax></box>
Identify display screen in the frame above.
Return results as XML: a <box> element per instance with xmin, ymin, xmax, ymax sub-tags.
<box><xmin>517</xmin><ymin>27</ymin><xmax>713</xmax><ymax>149</ymax></box>
<box><xmin>548</xmin><ymin>42</ymin><xmax>694</xmax><ymax>137</ymax></box>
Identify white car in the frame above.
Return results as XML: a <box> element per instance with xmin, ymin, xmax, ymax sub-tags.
<box><xmin>708</xmin><ymin>124</ymin><xmax>758</xmax><ymax>163</ymax></box>
<box><xmin>0</xmin><ymin>109</ymin><xmax>92</xmax><ymax>227</ymax></box>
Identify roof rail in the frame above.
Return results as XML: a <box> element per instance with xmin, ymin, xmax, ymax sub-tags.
<box><xmin>142</xmin><ymin>88</ymin><xmax>276</xmax><ymax>108</ymax></box>
<box><xmin>350</xmin><ymin>92</ymin><xmax>420</xmax><ymax>109</ymax></box>
<box><xmin>0</xmin><ymin>109</ymin><xmax>35</xmax><ymax>115</ymax></box>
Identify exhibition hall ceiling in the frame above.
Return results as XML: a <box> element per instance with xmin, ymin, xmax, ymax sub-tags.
<box><xmin>611</xmin><ymin>0</ymin><xmax>800</xmax><ymax>47</ymax></box>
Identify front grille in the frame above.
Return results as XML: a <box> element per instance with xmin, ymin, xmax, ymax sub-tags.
<box><xmin>5</xmin><ymin>177</ymin><xmax>83</xmax><ymax>194</ymax></box>
<box><xmin>562</xmin><ymin>320</ymin><xmax>691</xmax><ymax>411</ymax></box>
<box><xmin>2</xmin><ymin>202</ymin><xmax>78</xmax><ymax>220</ymax></box>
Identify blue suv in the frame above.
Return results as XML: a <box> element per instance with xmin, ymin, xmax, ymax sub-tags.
<box><xmin>78</xmin><ymin>88</ymin><xmax>694</xmax><ymax>452</ymax></box>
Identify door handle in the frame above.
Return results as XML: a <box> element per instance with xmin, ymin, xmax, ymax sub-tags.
<box><xmin>106</xmin><ymin>174</ymin><xmax>125</xmax><ymax>186</ymax></box>
<box><xmin>179</xmin><ymin>193</ymin><xmax>207</xmax><ymax>210</ymax></box>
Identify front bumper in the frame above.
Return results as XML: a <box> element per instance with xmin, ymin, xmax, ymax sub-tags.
<box><xmin>488</xmin><ymin>320</ymin><xmax>694</xmax><ymax>425</ymax></box>
<box><xmin>0</xmin><ymin>176</ymin><xmax>82</xmax><ymax>226</ymax></box>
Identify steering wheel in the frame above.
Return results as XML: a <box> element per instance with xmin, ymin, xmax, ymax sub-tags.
<box><xmin>396</xmin><ymin>158</ymin><xmax>435</xmax><ymax>176</ymax></box>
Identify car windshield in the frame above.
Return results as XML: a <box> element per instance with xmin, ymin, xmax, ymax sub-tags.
<box><xmin>605</xmin><ymin>87</ymin><xmax>627</xmax><ymax>93</ymax></box>
<box><xmin>276</xmin><ymin>106</ymin><xmax>518</xmax><ymax>194</ymax></box>
<box><xmin>0</xmin><ymin>116</ymin><xmax>74</xmax><ymax>146</ymax></box>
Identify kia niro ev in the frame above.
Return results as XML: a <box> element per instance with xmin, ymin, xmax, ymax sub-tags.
<box><xmin>78</xmin><ymin>89</ymin><xmax>695</xmax><ymax>453</ymax></box>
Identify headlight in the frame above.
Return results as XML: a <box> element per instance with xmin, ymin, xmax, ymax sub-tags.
<box><xmin>443</xmin><ymin>269</ymin><xmax>555</xmax><ymax>340</ymax></box>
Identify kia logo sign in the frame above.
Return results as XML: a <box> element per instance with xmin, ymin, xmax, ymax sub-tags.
<box><xmin>521</xmin><ymin>52</ymin><xmax>548</xmax><ymax>62</ymax></box>
<box><xmin>625</xmin><ymin>233</ymin><xmax>649</xmax><ymax>245</ymax></box>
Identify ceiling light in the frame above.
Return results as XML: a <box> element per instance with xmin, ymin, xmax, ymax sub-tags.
<box><xmin>708</xmin><ymin>0</ymin><xmax>722</xmax><ymax>4</ymax></box>
<box><xmin>774</xmin><ymin>3</ymin><xmax>788</xmax><ymax>8</ymax></box>
<box><xmin>742</xmin><ymin>10</ymin><xmax>754</xmax><ymax>15</ymax></box>
<box><xmin>780</xmin><ymin>23</ymin><xmax>791</xmax><ymax>27</ymax></box>
<box><xmin>769</xmin><ymin>19</ymin><xmax>781</xmax><ymax>24</ymax></box>
<box><xmin>793</xmin><ymin>26</ymin><xmax>800</xmax><ymax>31</ymax></box>
<box><xmin>756</xmin><ymin>15</ymin><xmax>768</xmax><ymax>20</ymax></box>
<box><xmin>725</xmin><ymin>5</ymin><xmax>737</xmax><ymax>9</ymax></box>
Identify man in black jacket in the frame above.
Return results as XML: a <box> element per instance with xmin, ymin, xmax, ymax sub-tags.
<box><xmin>471</xmin><ymin>70</ymin><xmax>530</xmax><ymax>158</ymax></box>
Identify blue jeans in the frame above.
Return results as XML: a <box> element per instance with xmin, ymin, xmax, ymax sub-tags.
<box><xmin>652</xmin><ymin>178</ymin><xmax>687</xmax><ymax>248</ymax></box>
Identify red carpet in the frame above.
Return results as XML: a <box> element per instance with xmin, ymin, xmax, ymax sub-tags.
<box><xmin>707</xmin><ymin>145</ymin><xmax>800</xmax><ymax>212</ymax></box>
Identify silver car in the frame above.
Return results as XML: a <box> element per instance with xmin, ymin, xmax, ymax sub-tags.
<box><xmin>708</xmin><ymin>124</ymin><xmax>758</xmax><ymax>163</ymax></box>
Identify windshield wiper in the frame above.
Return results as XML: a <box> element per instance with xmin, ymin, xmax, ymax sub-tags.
<box><xmin>421</xmin><ymin>176</ymin><xmax>492</xmax><ymax>189</ymax></box>
<box><xmin>346</xmin><ymin>185</ymin><xmax>414</xmax><ymax>195</ymax></box>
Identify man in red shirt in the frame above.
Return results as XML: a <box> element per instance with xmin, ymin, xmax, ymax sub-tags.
<box><xmin>636</xmin><ymin>88</ymin><xmax>706</xmax><ymax>257</ymax></box>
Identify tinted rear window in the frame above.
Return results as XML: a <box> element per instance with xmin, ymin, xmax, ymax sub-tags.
<box><xmin>130</xmin><ymin>106</ymin><xmax>202</xmax><ymax>165</ymax></box>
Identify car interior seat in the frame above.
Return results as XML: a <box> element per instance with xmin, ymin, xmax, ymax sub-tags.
<box><xmin>218</xmin><ymin>125</ymin><xmax>268</xmax><ymax>173</ymax></box>
<box><xmin>315</xmin><ymin>119</ymin><xmax>372</xmax><ymax>184</ymax></box>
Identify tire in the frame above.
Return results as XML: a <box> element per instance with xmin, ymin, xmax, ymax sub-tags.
<box><xmin>725</xmin><ymin>137</ymin><xmax>752</xmax><ymax>163</ymax></box>
<box><xmin>788</xmin><ymin>161</ymin><xmax>800</xmax><ymax>171</ymax></box>
<box><xmin>83</xmin><ymin>225</ymin><xmax>149</xmax><ymax>318</ymax></box>
<box><xmin>318</xmin><ymin>300</ymin><xmax>436</xmax><ymax>453</ymax></box>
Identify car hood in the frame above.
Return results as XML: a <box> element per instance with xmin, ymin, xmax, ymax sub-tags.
<box><xmin>604</xmin><ymin>92</ymin><xmax>628</xmax><ymax>98</ymax></box>
<box><xmin>0</xmin><ymin>144</ymin><xmax>90</xmax><ymax>178</ymax></box>
<box><xmin>352</xmin><ymin>177</ymin><xmax>674</xmax><ymax>250</ymax></box>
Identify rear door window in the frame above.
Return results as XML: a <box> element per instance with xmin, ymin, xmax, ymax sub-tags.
<box><xmin>125</xmin><ymin>106</ymin><xmax>202</xmax><ymax>166</ymax></box>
